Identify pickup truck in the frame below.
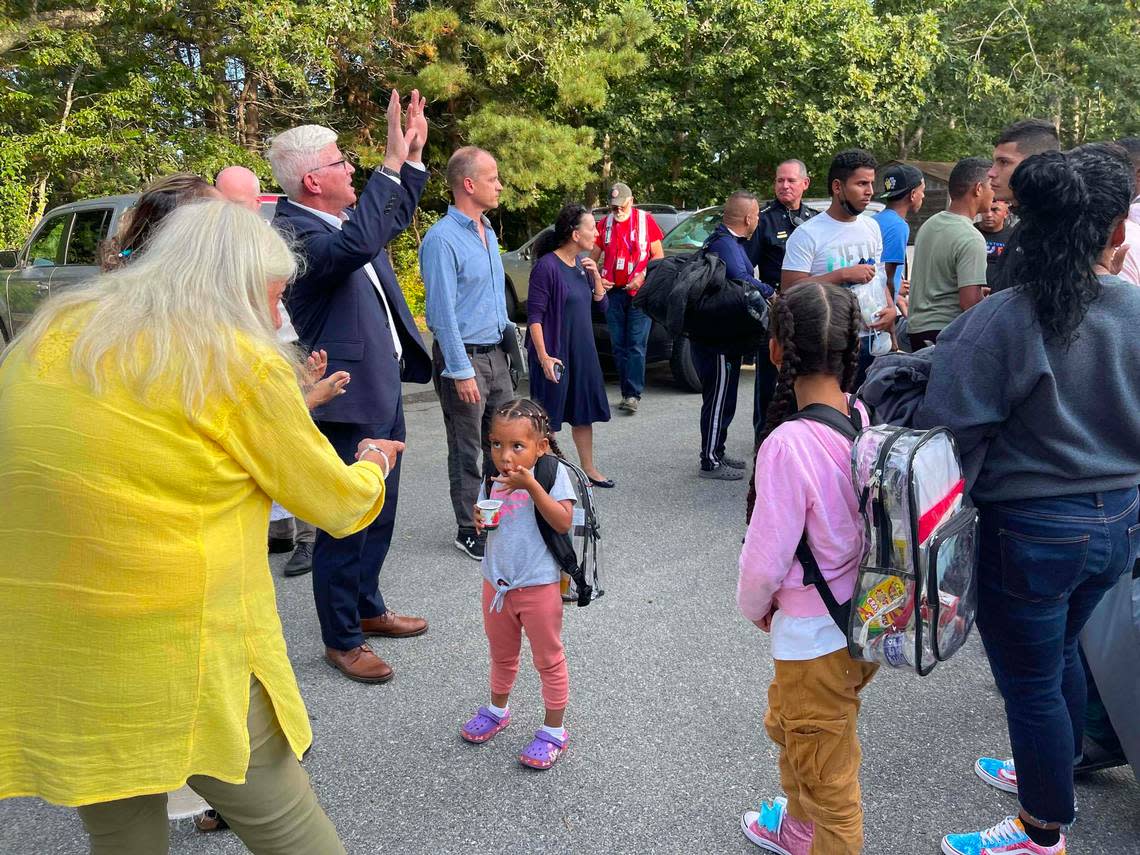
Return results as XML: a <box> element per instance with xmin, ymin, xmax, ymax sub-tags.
<box><xmin>0</xmin><ymin>194</ymin><xmax>282</xmax><ymax>344</ymax></box>
<box><xmin>0</xmin><ymin>195</ymin><xmax>138</xmax><ymax>344</ymax></box>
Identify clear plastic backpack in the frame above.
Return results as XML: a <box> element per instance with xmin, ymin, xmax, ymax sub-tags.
<box><xmin>786</xmin><ymin>405</ymin><xmax>979</xmax><ymax>676</ymax></box>
<box><xmin>849</xmin><ymin>425</ymin><xmax>978</xmax><ymax>674</ymax></box>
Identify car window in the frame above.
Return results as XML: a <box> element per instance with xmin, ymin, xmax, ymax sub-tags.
<box><xmin>27</xmin><ymin>214</ymin><xmax>71</xmax><ymax>267</ymax></box>
<box><xmin>661</xmin><ymin>209</ymin><xmax>722</xmax><ymax>250</ymax></box>
<box><xmin>65</xmin><ymin>208</ymin><xmax>114</xmax><ymax>266</ymax></box>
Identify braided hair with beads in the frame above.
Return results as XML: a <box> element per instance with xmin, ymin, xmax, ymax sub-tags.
<box><xmin>493</xmin><ymin>398</ymin><xmax>567</xmax><ymax>460</ymax></box>
<box><xmin>745</xmin><ymin>281</ymin><xmax>861</xmax><ymax>521</ymax></box>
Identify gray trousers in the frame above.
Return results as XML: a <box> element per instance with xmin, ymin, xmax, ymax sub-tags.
<box><xmin>432</xmin><ymin>342</ymin><xmax>515</xmax><ymax>530</ymax></box>
<box><xmin>268</xmin><ymin>517</ymin><xmax>316</xmax><ymax>544</ymax></box>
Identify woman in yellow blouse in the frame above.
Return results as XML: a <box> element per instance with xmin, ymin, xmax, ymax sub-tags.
<box><xmin>0</xmin><ymin>200</ymin><xmax>401</xmax><ymax>854</ymax></box>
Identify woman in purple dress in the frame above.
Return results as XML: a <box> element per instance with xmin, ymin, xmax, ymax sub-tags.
<box><xmin>527</xmin><ymin>204</ymin><xmax>614</xmax><ymax>487</ymax></box>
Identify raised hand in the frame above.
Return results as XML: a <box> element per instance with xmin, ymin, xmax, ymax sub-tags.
<box><xmin>383</xmin><ymin>89</ymin><xmax>409</xmax><ymax>172</ymax></box>
<box><xmin>405</xmin><ymin>90</ymin><xmax>428</xmax><ymax>161</ymax></box>
<box><xmin>304</xmin><ymin>349</ymin><xmax>329</xmax><ymax>386</ymax></box>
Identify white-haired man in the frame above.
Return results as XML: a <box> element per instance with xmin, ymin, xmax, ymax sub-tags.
<box><xmin>268</xmin><ymin>90</ymin><xmax>432</xmax><ymax>684</ymax></box>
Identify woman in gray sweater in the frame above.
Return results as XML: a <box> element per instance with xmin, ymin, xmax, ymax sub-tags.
<box><xmin>919</xmin><ymin>143</ymin><xmax>1139</xmax><ymax>855</ymax></box>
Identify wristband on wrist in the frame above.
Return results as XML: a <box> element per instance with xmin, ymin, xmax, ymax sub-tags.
<box><xmin>364</xmin><ymin>443</ymin><xmax>391</xmax><ymax>477</ymax></box>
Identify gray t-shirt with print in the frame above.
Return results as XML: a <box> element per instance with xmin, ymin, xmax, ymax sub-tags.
<box><xmin>480</xmin><ymin>462</ymin><xmax>577</xmax><ymax>592</ymax></box>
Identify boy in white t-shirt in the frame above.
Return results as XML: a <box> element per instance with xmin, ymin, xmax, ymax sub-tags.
<box><xmin>781</xmin><ymin>149</ymin><xmax>897</xmax><ymax>382</ymax></box>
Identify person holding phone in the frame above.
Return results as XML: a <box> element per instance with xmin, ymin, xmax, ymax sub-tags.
<box><xmin>525</xmin><ymin>204</ymin><xmax>613</xmax><ymax>488</ymax></box>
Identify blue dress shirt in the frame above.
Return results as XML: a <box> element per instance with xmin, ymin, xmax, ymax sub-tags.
<box><xmin>420</xmin><ymin>206</ymin><xmax>509</xmax><ymax>380</ymax></box>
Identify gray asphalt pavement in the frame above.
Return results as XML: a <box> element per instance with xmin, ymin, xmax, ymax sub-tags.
<box><xmin>1</xmin><ymin>367</ymin><xmax>1137</xmax><ymax>854</ymax></box>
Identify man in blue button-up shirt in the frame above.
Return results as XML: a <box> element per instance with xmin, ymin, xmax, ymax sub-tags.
<box><xmin>419</xmin><ymin>146</ymin><xmax>514</xmax><ymax>560</ymax></box>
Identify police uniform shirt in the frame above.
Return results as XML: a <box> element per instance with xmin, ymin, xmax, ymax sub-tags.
<box><xmin>746</xmin><ymin>200</ymin><xmax>820</xmax><ymax>287</ymax></box>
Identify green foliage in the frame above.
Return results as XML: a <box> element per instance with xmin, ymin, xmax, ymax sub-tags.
<box><xmin>1</xmin><ymin>0</ymin><xmax>1137</xmax><ymax>256</ymax></box>
<box><xmin>388</xmin><ymin>209</ymin><xmax>441</xmax><ymax>318</ymax></box>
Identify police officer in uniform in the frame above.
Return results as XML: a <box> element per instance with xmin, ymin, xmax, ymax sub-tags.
<box><xmin>745</xmin><ymin>158</ymin><xmax>818</xmax><ymax>441</ymax></box>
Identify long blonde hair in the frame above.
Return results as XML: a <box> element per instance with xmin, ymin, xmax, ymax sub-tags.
<box><xmin>5</xmin><ymin>200</ymin><xmax>299</xmax><ymax>414</ymax></box>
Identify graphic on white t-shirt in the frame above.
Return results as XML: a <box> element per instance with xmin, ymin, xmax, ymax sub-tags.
<box><xmin>782</xmin><ymin>212</ymin><xmax>884</xmax><ymax>278</ymax></box>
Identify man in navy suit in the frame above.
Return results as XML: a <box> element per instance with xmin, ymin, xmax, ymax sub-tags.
<box><xmin>268</xmin><ymin>90</ymin><xmax>431</xmax><ymax>684</ymax></box>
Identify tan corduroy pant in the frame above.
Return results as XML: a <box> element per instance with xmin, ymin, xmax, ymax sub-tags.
<box><xmin>77</xmin><ymin>679</ymin><xmax>345</xmax><ymax>855</ymax></box>
<box><xmin>764</xmin><ymin>648</ymin><xmax>879</xmax><ymax>854</ymax></box>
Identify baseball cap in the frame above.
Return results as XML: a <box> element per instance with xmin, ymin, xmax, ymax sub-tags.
<box><xmin>877</xmin><ymin>164</ymin><xmax>924</xmax><ymax>200</ymax></box>
<box><xmin>609</xmin><ymin>182</ymin><xmax>633</xmax><ymax>206</ymax></box>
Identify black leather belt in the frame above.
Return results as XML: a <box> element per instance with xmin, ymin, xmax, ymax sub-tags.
<box><xmin>464</xmin><ymin>341</ymin><xmax>502</xmax><ymax>355</ymax></box>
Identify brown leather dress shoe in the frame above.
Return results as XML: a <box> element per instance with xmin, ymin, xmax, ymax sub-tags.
<box><xmin>360</xmin><ymin>611</ymin><xmax>428</xmax><ymax>639</ymax></box>
<box><xmin>325</xmin><ymin>645</ymin><xmax>393</xmax><ymax>683</ymax></box>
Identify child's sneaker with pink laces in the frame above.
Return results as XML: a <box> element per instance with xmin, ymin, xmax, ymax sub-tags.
<box><xmin>941</xmin><ymin>816</ymin><xmax>1065</xmax><ymax>855</ymax></box>
<box><xmin>740</xmin><ymin>796</ymin><xmax>814</xmax><ymax>854</ymax></box>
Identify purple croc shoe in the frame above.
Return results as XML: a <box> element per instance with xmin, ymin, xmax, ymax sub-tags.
<box><xmin>518</xmin><ymin>729</ymin><xmax>568</xmax><ymax>769</ymax></box>
<box><xmin>460</xmin><ymin>706</ymin><xmax>511</xmax><ymax>744</ymax></box>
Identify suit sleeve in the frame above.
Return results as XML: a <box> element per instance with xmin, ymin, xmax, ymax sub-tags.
<box><xmin>387</xmin><ymin>163</ymin><xmax>429</xmax><ymax>244</ymax></box>
<box><xmin>289</xmin><ymin>171</ymin><xmax>409</xmax><ymax>289</ymax></box>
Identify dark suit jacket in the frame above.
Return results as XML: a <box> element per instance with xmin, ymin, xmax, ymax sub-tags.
<box><xmin>273</xmin><ymin>164</ymin><xmax>431</xmax><ymax>429</ymax></box>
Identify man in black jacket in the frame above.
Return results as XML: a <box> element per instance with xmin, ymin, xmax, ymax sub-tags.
<box><xmin>746</xmin><ymin>159</ymin><xmax>818</xmax><ymax>441</ymax></box>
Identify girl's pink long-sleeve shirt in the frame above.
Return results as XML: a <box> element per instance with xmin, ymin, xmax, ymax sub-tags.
<box><xmin>737</xmin><ymin>405</ymin><xmax>867</xmax><ymax>623</ymax></box>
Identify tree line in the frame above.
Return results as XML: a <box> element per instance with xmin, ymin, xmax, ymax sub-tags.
<box><xmin>2</xmin><ymin>0</ymin><xmax>1137</xmax><ymax>250</ymax></box>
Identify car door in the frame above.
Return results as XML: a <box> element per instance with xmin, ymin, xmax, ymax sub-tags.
<box><xmin>6</xmin><ymin>211</ymin><xmax>72</xmax><ymax>334</ymax></box>
<box><xmin>55</xmin><ymin>207</ymin><xmax>114</xmax><ymax>294</ymax></box>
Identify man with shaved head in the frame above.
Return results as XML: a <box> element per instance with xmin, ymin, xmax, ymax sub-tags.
<box><xmin>693</xmin><ymin>190</ymin><xmax>770</xmax><ymax>480</ymax></box>
<box><xmin>216</xmin><ymin>163</ymin><xmax>320</xmax><ymax>578</ymax></box>
<box><xmin>215</xmin><ymin>165</ymin><xmax>262</xmax><ymax>211</ymax></box>
<box><xmin>419</xmin><ymin>145</ymin><xmax>514</xmax><ymax>560</ymax></box>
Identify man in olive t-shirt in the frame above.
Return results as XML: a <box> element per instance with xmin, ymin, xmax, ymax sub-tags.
<box><xmin>908</xmin><ymin>157</ymin><xmax>993</xmax><ymax>350</ymax></box>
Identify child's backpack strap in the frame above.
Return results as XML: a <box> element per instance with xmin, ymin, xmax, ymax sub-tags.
<box><xmin>783</xmin><ymin>396</ymin><xmax>864</xmax><ymax>633</ymax></box>
<box><xmin>533</xmin><ymin>455</ymin><xmax>581</xmax><ymax>580</ymax></box>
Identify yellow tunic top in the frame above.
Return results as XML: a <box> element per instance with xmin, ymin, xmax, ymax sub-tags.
<box><xmin>0</xmin><ymin>322</ymin><xmax>386</xmax><ymax>806</ymax></box>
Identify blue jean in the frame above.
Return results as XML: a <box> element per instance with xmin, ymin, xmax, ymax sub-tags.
<box><xmin>604</xmin><ymin>289</ymin><xmax>651</xmax><ymax>400</ymax></box>
<box><xmin>976</xmin><ymin>487</ymin><xmax>1140</xmax><ymax>825</ymax></box>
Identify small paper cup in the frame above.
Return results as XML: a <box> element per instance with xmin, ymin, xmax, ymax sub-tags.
<box><xmin>476</xmin><ymin>499</ymin><xmax>503</xmax><ymax>530</ymax></box>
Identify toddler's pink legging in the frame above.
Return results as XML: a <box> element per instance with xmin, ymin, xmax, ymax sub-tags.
<box><xmin>481</xmin><ymin>580</ymin><xmax>569</xmax><ymax>709</ymax></box>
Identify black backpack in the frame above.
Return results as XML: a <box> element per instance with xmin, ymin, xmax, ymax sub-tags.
<box><xmin>485</xmin><ymin>455</ymin><xmax>603</xmax><ymax>607</ymax></box>
<box><xmin>634</xmin><ymin>250</ymin><xmax>769</xmax><ymax>354</ymax></box>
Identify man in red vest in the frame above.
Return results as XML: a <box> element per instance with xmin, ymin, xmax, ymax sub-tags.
<box><xmin>590</xmin><ymin>182</ymin><xmax>664</xmax><ymax>414</ymax></box>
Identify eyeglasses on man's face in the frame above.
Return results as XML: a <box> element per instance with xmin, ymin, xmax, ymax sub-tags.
<box><xmin>307</xmin><ymin>155</ymin><xmax>353</xmax><ymax>176</ymax></box>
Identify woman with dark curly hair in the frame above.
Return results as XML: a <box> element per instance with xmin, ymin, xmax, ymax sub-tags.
<box><xmin>526</xmin><ymin>204</ymin><xmax>612</xmax><ymax>487</ymax></box>
<box><xmin>921</xmin><ymin>144</ymin><xmax>1140</xmax><ymax>855</ymax></box>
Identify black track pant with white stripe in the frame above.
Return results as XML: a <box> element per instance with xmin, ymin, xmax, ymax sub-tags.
<box><xmin>691</xmin><ymin>342</ymin><xmax>741</xmax><ymax>470</ymax></box>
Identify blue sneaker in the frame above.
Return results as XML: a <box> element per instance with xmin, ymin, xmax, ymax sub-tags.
<box><xmin>941</xmin><ymin>816</ymin><xmax>1065</xmax><ymax>855</ymax></box>
<box><xmin>974</xmin><ymin>756</ymin><xmax>1018</xmax><ymax>793</ymax></box>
